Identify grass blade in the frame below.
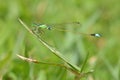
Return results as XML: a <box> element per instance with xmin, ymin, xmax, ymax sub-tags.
<box><xmin>18</xmin><ymin>18</ymin><xmax>80</xmax><ymax>72</ymax></box>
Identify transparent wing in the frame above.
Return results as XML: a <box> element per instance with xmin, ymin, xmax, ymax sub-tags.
<box><xmin>47</xmin><ymin>22</ymin><xmax>101</xmax><ymax>37</ymax></box>
<box><xmin>48</xmin><ymin>21</ymin><xmax>81</xmax><ymax>29</ymax></box>
<box><xmin>32</xmin><ymin>22</ymin><xmax>101</xmax><ymax>38</ymax></box>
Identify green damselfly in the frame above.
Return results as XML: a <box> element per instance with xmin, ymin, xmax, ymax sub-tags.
<box><xmin>32</xmin><ymin>22</ymin><xmax>101</xmax><ymax>37</ymax></box>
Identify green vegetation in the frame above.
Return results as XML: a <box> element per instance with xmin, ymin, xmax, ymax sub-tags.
<box><xmin>0</xmin><ymin>0</ymin><xmax>120</xmax><ymax>80</ymax></box>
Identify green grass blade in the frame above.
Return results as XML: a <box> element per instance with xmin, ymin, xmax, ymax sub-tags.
<box><xmin>18</xmin><ymin>18</ymin><xmax>80</xmax><ymax>72</ymax></box>
<box><xmin>80</xmin><ymin>52</ymin><xmax>89</xmax><ymax>73</ymax></box>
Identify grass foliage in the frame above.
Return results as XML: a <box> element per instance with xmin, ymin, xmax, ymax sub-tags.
<box><xmin>0</xmin><ymin>0</ymin><xmax>120</xmax><ymax>80</ymax></box>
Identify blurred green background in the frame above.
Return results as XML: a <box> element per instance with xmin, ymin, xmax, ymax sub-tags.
<box><xmin>0</xmin><ymin>0</ymin><xmax>120</xmax><ymax>80</ymax></box>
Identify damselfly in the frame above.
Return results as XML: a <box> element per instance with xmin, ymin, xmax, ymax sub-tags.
<box><xmin>32</xmin><ymin>22</ymin><xmax>101</xmax><ymax>37</ymax></box>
